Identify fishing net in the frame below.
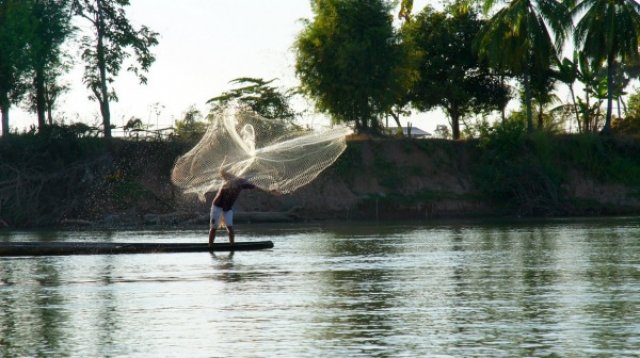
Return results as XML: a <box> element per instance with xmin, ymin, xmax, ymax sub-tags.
<box><xmin>171</xmin><ymin>104</ymin><xmax>352</xmax><ymax>199</ymax></box>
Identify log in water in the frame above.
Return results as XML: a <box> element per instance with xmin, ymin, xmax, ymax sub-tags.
<box><xmin>0</xmin><ymin>241</ymin><xmax>274</xmax><ymax>256</ymax></box>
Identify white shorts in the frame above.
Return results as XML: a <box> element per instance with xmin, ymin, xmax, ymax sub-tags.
<box><xmin>210</xmin><ymin>205</ymin><xmax>233</xmax><ymax>228</ymax></box>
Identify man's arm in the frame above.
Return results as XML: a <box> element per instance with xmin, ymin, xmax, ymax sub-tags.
<box><xmin>218</xmin><ymin>158</ymin><xmax>236</xmax><ymax>182</ymax></box>
<box><xmin>264</xmin><ymin>187</ymin><xmax>283</xmax><ymax>196</ymax></box>
<box><xmin>245</xmin><ymin>182</ymin><xmax>282</xmax><ymax>196</ymax></box>
<box><xmin>219</xmin><ymin>167</ymin><xmax>235</xmax><ymax>181</ymax></box>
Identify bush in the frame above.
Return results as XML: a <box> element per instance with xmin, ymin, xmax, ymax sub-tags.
<box><xmin>475</xmin><ymin>120</ymin><xmax>565</xmax><ymax>215</ymax></box>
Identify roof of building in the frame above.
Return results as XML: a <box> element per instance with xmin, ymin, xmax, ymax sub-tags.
<box><xmin>400</xmin><ymin>126</ymin><xmax>431</xmax><ymax>137</ymax></box>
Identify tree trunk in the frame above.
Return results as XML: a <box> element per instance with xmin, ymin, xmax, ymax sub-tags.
<box><xmin>569</xmin><ymin>85</ymin><xmax>580</xmax><ymax>133</ymax></box>
<box><xmin>45</xmin><ymin>85</ymin><xmax>54</xmax><ymax>125</ymax></box>
<box><xmin>617</xmin><ymin>97</ymin><xmax>622</xmax><ymax>119</ymax></box>
<box><xmin>96</xmin><ymin>0</ymin><xmax>112</xmax><ymax>139</ymax></box>
<box><xmin>537</xmin><ymin>101</ymin><xmax>544</xmax><ymax>130</ymax></box>
<box><xmin>500</xmin><ymin>75</ymin><xmax>507</xmax><ymax>124</ymax></box>
<box><xmin>34</xmin><ymin>67</ymin><xmax>46</xmax><ymax>130</ymax></box>
<box><xmin>389</xmin><ymin>112</ymin><xmax>402</xmax><ymax>136</ymax></box>
<box><xmin>523</xmin><ymin>70</ymin><xmax>533</xmax><ymax>133</ymax></box>
<box><xmin>450</xmin><ymin>106</ymin><xmax>460</xmax><ymax>140</ymax></box>
<box><xmin>584</xmin><ymin>86</ymin><xmax>591</xmax><ymax>132</ymax></box>
<box><xmin>1</xmin><ymin>103</ymin><xmax>9</xmax><ymax>136</ymax></box>
<box><xmin>601</xmin><ymin>57</ymin><xmax>614</xmax><ymax>135</ymax></box>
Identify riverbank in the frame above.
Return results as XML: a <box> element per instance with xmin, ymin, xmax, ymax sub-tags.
<box><xmin>2</xmin><ymin>130</ymin><xmax>640</xmax><ymax>229</ymax></box>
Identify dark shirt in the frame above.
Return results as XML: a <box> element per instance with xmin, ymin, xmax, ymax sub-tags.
<box><xmin>213</xmin><ymin>178</ymin><xmax>256</xmax><ymax>211</ymax></box>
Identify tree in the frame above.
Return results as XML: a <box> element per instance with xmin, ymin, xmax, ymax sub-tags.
<box><xmin>173</xmin><ymin>106</ymin><xmax>206</xmax><ymax>141</ymax></box>
<box><xmin>295</xmin><ymin>0</ymin><xmax>411</xmax><ymax>133</ymax></box>
<box><xmin>575</xmin><ymin>52</ymin><xmax>606</xmax><ymax>132</ymax></box>
<box><xmin>403</xmin><ymin>3</ymin><xmax>509</xmax><ymax>139</ymax></box>
<box><xmin>398</xmin><ymin>0</ymin><xmax>413</xmax><ymax>22</ymax></box>
<box><xmin>530</xmin><ymin>68</ymin><xmax>557</xmax><ymax>129</ymax></box>
<box><xmin>572</xmin><ymin>0</ymin><xmax>640</xmax><ymax>135</ymax></box>
<box><xmin>26</xmin><ymin>0</ymin><xmax>73</xmax><ymax>130</ymax></box>
<box><xmin>478</xmin><ymin>0</ymin><xmax>571</xmax><ymax>133</ymax></box>
<box><xmin>72</xmin><ymin>0</ymin><xmax>158</xmax><ymax>139</ymax></box>
<box><xmin>0</xmin><ymin>0</ymin><xmax>32</xmax><ymax>136</ymax></box>
<box><xmin>208</xmin><ymin>78</ymin><xmax>297</xmax><ymax>122</ymax></box>
<box><xmin>554</xmin><ymin>53</ymin><xmax>581</xmax><ymax>130</ymax></box>
<box><xmin>612</xmin><ymin>87</ymin><xmax>640</xmax><ymax>135</ymax></box>
<box><xmin>207</xmin><ymin>78</ymin><xmax>302</xmax><ymax>145</ymax></box>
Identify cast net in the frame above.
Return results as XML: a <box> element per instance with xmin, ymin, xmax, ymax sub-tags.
<box><xmin>171</xmin><ymin>103</ymin><xmax>352</xmax><ymax>199</ymax></box>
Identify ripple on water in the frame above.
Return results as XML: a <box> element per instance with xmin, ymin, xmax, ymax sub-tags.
<box><xmin>0</xmin><ymin>221</ymin><xmax>639</xmax><ymax>357</ymax></box>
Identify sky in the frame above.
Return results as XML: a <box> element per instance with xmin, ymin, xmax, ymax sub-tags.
<box><xmin>13</xmin><ymin>0</ymin><xmax>444</xmax><ymax>134</ymax></box>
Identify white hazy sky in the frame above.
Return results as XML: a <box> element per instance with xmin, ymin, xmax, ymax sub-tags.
<box><xmin>13</xmin><ymin>0</ymin><xmax>446</xmax><ymax>133</ymax></box>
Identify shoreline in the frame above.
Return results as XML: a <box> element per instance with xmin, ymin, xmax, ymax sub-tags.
<box><xmin>2</xmin><ymin>135</ymin><xmax>640</xmax><ymax>229</ymax></box>
<box><xmin>19</xmin><ymin>212</ymin><xmax>640</xmax><ymax>233</ymax></box>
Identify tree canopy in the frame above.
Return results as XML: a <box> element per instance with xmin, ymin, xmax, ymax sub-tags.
<box><xmin>0</xmin><ymin>0</ymin><xmax>33</xmax><ymax>136</ymax></box>
<box><xmin>478</xmin><ymin>0</ymin><xmax>571</xmax><ymax>133</ymax></box>
<box><xmin>3</xmin><ymin>0</ymin><xmax>640</xmax><ymax>140</ymax></box>
<box><xmin>26</xmin><ymin>0</ymin><xmax>73</xmax><ymax>130</ymax></box>
<box><xmin>73</xmin><ymin>0</ymin><xmax>158</xmax><ymax>139</ymax></box>
<box><xmin>403</xmin><ymin>2</ymin><xmax>509</xmax><ymax>139</ymax></box>
<box><xmin>295</xmin><ymin>0</ymin><xmax>412</xmax><ymax>133</ymax></box>
<box><xmin>572</xmin><ymin>0</ymin><xmax>640</xmax><ymax>134</ymax></box>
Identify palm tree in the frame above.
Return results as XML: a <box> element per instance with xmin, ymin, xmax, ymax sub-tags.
<box><xmin>478</xmin><ymin>0</ymin><xmax>570</xmax><ymax>133</ymax></box>
<box><xmin>554</xmin><ymin>52</ymin><xmax>581</xmax><ymax>129</ymax></box>
<box><xmin>572</xmin><ymin>0</ymin><xmax>640</xmax><ymax>134</ymax></box>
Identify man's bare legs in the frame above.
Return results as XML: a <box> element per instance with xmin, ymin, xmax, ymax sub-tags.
<box><xmin>208</xmin><ymin>227</ymin><xmax>216</xmax><ymax>248</ymax></box>
<box><xmin>208</xmin><ymin>226</ymin><xmax>235</xmax><ymax>249</ymax></box>
<box><xmin>227</xmin><ymin>226</ymin><xmax>235</xmax><ymax>245</ymax></box>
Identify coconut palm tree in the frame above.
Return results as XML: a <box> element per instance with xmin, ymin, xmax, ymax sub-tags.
<box><xmin>478</xmin><ymin>0</ymin><xmax>571</xmax><ymax>133</ymax></box>
<box><xmin>572</xmin><ymin>0</ymin><xmax>640</xmax><ymax>134</ymax></box>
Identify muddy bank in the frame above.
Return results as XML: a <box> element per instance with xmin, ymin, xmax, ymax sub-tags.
<box><xmin>2</xmin><ymin>135</ymin><xmax>640</xmax><ymax>229</ymax></box>
<box><xmin>66</xmin><ymin>138</ymin><xmax>640</xmax><ymax>228</ymax></box>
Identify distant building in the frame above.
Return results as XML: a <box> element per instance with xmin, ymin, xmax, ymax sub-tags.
<box><xmin>400</xmin><ymin>126</ymin><xmax>431</xmax><ymax>138</ymax></box>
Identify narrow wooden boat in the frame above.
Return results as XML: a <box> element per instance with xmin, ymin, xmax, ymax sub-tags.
<box><xmin>0</xmin><ymin>241</ymin><xmax>274</xmax><ymax>256</ymax></box>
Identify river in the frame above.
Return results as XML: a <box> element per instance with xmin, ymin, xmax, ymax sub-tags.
<box><xmin>1</xmin><ymin>218</ymin><xmax>639</xmax><ymax>357</ymax></box>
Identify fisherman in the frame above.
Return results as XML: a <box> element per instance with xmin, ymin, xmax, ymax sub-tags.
<box><xmin>208</xmin><ymin>164</ymin><xmax>280</xmax><ymax>248</ymax></box>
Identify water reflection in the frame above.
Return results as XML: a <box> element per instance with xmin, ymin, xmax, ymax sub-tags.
<box><xmin>209</xmin><ymin>251</ymin><xmax>239</xmax><ymax>282</ymax></box>
<box><xmin>0</xmin><ymin>220</ymin><xmax>639</xmax><ymax>357</ymax></box>
<box><xmin>0</xmin><ymin>258</ymin><xmax>70</xmax><ymax>357</ymax></box>
<box><xmin>290</xmin><ymin>233</ymin><xmax>395</xmax><ymax>356</ymax></box>
<box><xmin>583</xmin><ymin>228</ymin><xmax>640</xmax><ymax>355</ymax></box>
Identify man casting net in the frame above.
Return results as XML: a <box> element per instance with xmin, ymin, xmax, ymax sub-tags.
<box><xmin>171</xmin><ymin>103</ymin><xmax>352</xmax><ymax>200</ymax></box>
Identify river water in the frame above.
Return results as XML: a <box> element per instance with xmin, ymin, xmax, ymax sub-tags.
<box><xmin>1</xmin><ymin>218</ymin><xmax>639</xmax><ymax>357</ymax></box>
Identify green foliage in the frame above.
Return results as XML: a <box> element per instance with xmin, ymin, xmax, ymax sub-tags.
<box><xmin>208</xmin><ymin>78</ymin><xmax>298</xmax><ymax>121</ymax></box>
<box><xmin>476</xmin><ymin>119</ymin><xmax>566</xmax><ymax>215</ymax></box>
<box><xmin>295</xmin><ymin>0</ymin><xmax>412</xmax><ymax>133</ymax></box>
<box><xmin>626</xmin><ymin>88</ymin><xmax>640</xmax><ymax>118</ymax></box>
<box><xmin>476</xmin><ymin>121</ymin><xmax>640</xmax><ymax>214</ymax></box>
<box><xmin>434</xmin><ymin>125</ymin><xmax>451</xmax><ymax>139</ymax></box>
<box><xmin>73</xmin><ymin>0</ymin><xmax>159</xmax><ymax>139</ymax></box>
<box><xmin>173</xmin><ymin>106</ymin><xmax>206</xmax><ymax>142</ymax></box>
<box><xmin>613</xmin><ymin>87</ymin><xmax>640</xmax><ymax>136</ymax></box>
<box><xmin>26</xmin><ymin>0</ymin><xmax>73</xmax><ymax>129</ymax></box>
<box><xmin>207</xmin><ymin>78</ymin><xmax>303</xmax><ymax>147</ymax></box>
<box><xmin>398</xmin><ymin>0</ymin><xmax>413</xmax><ymax>21</ymax></box>
<box><xmin>0</xmin><ymin>0</ymin><xmax>33</xmax><ymax>135</ymax></box>
<box><xmin>572</xmin><ymin>0</ymin><xmax>640</xmax><ymax>133</ymax></box>
<box><xmin>479</xmin><ymin>0</ymin><xmax>571</xmax><ymax>132</ymax></box>
<box><xmin>0</xmin><ymin>129</ymin><xmax>107</xmax><ymax>226</ymax></box>
<box><xmin>558</xmin><ymin>134</ymin><xmax>640</xmax><ymax>186</ymax></box>
<box><xmin>403</xmin><ymin>2</ymin><xmax>509</xmax><ymax>139</ymax></box>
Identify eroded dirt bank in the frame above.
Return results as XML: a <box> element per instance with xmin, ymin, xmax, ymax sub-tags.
<box><xmin>98</xmin><ymin>137</ymin><xmax>640</xmax><ymax>228</ymax></box>
<box><xmin>3</xmin><ymin>136</ymin><xmax>640</xmax><ymax>228</ymax></box>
